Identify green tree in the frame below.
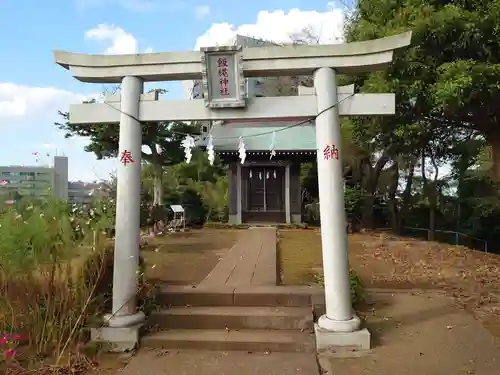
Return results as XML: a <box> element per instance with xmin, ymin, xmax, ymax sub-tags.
<box><xmin>345</xmin><ymin>0</ymin><xmax>500</xmax><ymax>177</ymax></box>
<box><xmin>56</xmin><ymin>104</ymin><xmax>200</xmax><ymax>205</ymax></box>
<box><xmin>194</xmin><ymin>177</ymin><xmax>228</xmax><ymax>222</ymax></box>
<box><xmin>339</xmin><ymin>0</ymin><xmax>500</xmax><ymax>229</ymax></box>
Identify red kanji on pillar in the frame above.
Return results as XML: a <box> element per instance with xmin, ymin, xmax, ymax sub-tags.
<box><xmin>120</xmin><ymin>150</ymin><xmax>134</xmax><ymax>166</ymax></box>
<box><xmin>323</xmin><ymin>145</ymin><xmax>339</xmax><ymax>160</ymax></box>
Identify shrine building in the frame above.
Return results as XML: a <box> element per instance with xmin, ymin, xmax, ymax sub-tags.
<box><xmin>201</xmin><ymin>120</ymin><xmax>316</xmax><ymax>225</ymax></box>
<box><xmin>194</xmin><ymin>35</ymin><xmax>317</xmax><ymax>225</ymax></box>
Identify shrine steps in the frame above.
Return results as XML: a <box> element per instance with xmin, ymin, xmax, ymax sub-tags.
<box><xmin>156</xmin><ymin>285</ymin><xmax>320</xmax><ymax>307</ymax></box>
<box><xmin>141</xmin><ymin>329</ymin><xmax>315</xmax><ymax>353</ymax></box>
<box><xmin>140</xmin><ymin>228</ymin><xmax>321</xmax><ymax>353</ymax></box>
<box><xmin>147</xmin><ymin>306</ymin><xmax>313</xmax><ymax>331</ymax></box>
<box><xmin>141</xmin><ymin>285</ymin><xmax>321</xmax><ymax>353</ymax></box>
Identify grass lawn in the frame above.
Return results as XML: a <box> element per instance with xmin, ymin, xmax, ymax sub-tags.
<box><xmin>278</xmin><ymin>229</ymin><xmax>323</xmax><ymax>285</ymax></box>
<box><xmin>141</xmin><ymin>229</ymin><xmax>241</xmax><ymax>285</ymax></box>
<box><xmin>278</xmin><ymin>229</ymin><xmax>367</xmax><ymax>285</ymax></box>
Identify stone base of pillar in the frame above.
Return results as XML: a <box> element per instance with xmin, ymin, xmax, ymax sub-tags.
<box><xmin>90</xmin><ymin>323</ymin><xmax>143</xmax><ymax>352</ymax></box>
<box><xmin>228</xmin><ymin>214</ymin><xmax>239</xmax><ymax>225</ymax></box>
<box><xmin>314</xmin><ymin>314</ymin><xmax>371</xmax><ymax>357</ymax></box>
<box><xmin>291</xmin><ymin>214</ymin><xmax>302</xmax><ymax>224</ymax></box>
<box><xmin>89</xmin><ymin>311</ymin><xmax>145</xmax><ymax>352</ymax></box>
<box><xmin>104</xmin><ymin>311</ymin><xmax>145</xmax><ymax>328</ymax></box>
<box><xmin>317</xmin><ymin>313</ymin><xmax>361</xmax><ymax>332</ymax></box>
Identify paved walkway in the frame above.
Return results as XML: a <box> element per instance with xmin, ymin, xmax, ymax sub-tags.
<box><xmin>120</xmin><ymin>350</ymin><xmax>319</xmax><ymax>375</ymax></box>
<box><xmin>117</xmin><ymin>227</ymin><xmax>320</xmax><ymax>375</ymax></box>
<box><xmin>199</xmin><ymin>227</ymin><xmax>277</xmax><ymax>287</ymax></box>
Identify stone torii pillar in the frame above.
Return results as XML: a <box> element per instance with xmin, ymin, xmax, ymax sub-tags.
<box><xmin>314</xmin><ymin>68</ymin><xmax>360</xmax><ymax>334</ymax></box>
<box><xmin>104</xmin><ymin>76</ymin><xmax>145</xmax><ymax>330</ymax></box>
<box><xmin>53</xmin><ymin>32</ymin><xmax>411</xmax><ymax>352</ymax></box>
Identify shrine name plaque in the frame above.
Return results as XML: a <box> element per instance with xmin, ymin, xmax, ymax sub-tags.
<box><xmin>200</xmin><ymin>45</ymin><xmax>246</xmax><ymax>109</ymax></box>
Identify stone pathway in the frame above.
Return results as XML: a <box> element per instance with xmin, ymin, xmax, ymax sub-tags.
<box><xmin>199</xmin><ymin>227</ymin><xmax>277</xmax><ymax>287</ymax></box>
<box><xmin>120</xmin><ymin>350</ymin><xmax>318</xmax><ymax>375</ymax></box>
<box><xmin>121</xmin><ymin>228</ymin><xmax>320</xmax><ymax>375</ymax></box>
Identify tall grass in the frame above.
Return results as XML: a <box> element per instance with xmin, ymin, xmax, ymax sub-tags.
<box><xmin>0</xmin><ymin>198</ymin><xmax>115</xmax><ymax>370</ymax></box>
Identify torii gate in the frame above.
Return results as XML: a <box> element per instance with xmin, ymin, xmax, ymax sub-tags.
<box><xmin>53</xmin><ymin>32</ymin><xmax>411</xmax><ymax>351</ymax></box>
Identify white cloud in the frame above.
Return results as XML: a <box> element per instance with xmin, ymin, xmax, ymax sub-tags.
<box><xmin>195</xmin><ymin>7</ymin><xmax>345</xmax><ymax>50</ymax></box>
<box><xmin>85</xmin><ymin>24</ymin><xmax>140</xmax><ymax>54</ymax></box>
<box><xmin>0</xmin><ymin>82</ymin><xmax>88</xmax><ymax>122</ymax></box>
<box><xmin>195</xmin><ymin>5</ymin><xmax>210</xmax><ymax>19</ymax></box>
<box><xmin>0</xmin><ymin>81</ymin><xmax>115</xmax><ymax>181</ymax></box>
<box><xmin>85</xmin><ymin>24</ymin><xmax>153</xmax><ymax>54</ymax></box>
<box><xmin>182</xmin><ymin>7</ymin><xmax>345</xmax><ymax>97</ymax></box>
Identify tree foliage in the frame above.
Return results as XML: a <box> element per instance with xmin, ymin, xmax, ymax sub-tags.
<box><xmin>56</xmin><ymin>102</ymin><xmax>200</xmax><ymax>206</ymax></box>
<box><xmin>330</xmin><ymin>0</ymin><xmax>500</xmax><ymax>245</ymax></box>
<box><xmin>52</xmin><ymin>8</ymin><xmax>500</xmax><ymax>252</ymax></box>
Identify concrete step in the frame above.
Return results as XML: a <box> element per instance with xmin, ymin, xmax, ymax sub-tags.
<box><xmin>141</xmin><ymin>329</ymin><xmax>316</xmax><ymax>353</ymax></box>
<box><xmin>148</xmin><ymin>306</ymin><xmax>314</xmax><ymax>331</ymax></box>
<box><xmin>159</xmin><ymin>286</ymin><xmax>234</xmax><ymax>307</ymax></box>
<box><xmin>159</xmin><ymin>285</ymin><xmax>321</xmax><ymax>307</ymax></box>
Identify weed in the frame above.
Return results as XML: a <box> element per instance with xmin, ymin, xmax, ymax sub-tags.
<box><xmin>0</xmin><ymin>198</ymin><xmax>116</xmax><ymax>373</ymax></box>
<box><xmin>313</xmin><ymin>269</ymin><xmax>365</xmax><ymax>305</ymax></box>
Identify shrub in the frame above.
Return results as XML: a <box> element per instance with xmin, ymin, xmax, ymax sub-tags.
<box><xmin>314</xmin><ymin>269</ymin><xmax>365</xmax><ymax>306</ymax></box>
<box><xmin>0</xmin><ymin>198</ymin><xmax>114</xmax><ymax>367</ymax></box>
<box><xmin>81</xmin><ymin>245</ymin><xmax>158</xmax><ymax>318</ymax></box>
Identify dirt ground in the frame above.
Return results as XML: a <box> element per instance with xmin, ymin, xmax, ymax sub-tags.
<box><xmin>321</xmin><ymin>291</ymin><xmax>500</xmax><ymax>375</ymax></box>
<box><xmin>141</xmin><ymin>229</ymin><xmax>240</xmax><ymax>285</ymax></box>
<box><xmin>279</xmin><ymin>229</ymin><xmax>500</xmax><ymax>337</ymax></box>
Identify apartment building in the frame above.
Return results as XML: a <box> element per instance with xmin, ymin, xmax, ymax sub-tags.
<box><xmin>68</xmin><ymin>181</ymin><xmax>110</xmax><ymax>205</ymax></box>
<box><xmin>0</xmin><ymin>156</ymin><xmax>68</xmax><ymax>200</ymax></box>
<box><xmin>0</xmin><ymin>156</ymin><xmax>108</xmax><ymax>204</ymax></box>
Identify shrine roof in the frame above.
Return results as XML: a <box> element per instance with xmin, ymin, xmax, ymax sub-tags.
<box><xmin>199</xmin><ymin>121</ymin><xmax>317</xmax><ymax>151</ymax></box>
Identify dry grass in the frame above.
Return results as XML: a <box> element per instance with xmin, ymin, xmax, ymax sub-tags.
<box><xmin>0</xmin><ymin>229</ymin><xmax>241</xmax><ymax>374</ymax></box>
<box><xmin>141</xmin><ymin>229</ymin><xmax>241</xmax><ymax>285</ymax></box>
<box><xmin>279</xmin><ymin>229</ymin><xmax>500</xmax><ymax>336</ymax></box>
<box><xmin>76</xmin><ymin>229</ymin><xmax>242</xmax><ymax>375</ymax></box>
<box><xmin>278</xmin><ymin>230</ymin><xmax>323</xmax><ymax>285</ymax></box>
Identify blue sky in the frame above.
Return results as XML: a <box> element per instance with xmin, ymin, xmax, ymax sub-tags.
<box><xmin>0</xmin><ymin>0</ymin><xmax>344</xmax><ymax>181</ymax></box>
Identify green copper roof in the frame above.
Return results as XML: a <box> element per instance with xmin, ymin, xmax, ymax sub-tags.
<box><xmin>208</xmin><ymin>122</ymin><xmax>317</xmax><ymax>151</ymax></box>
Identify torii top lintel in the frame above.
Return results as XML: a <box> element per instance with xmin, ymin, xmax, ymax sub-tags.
<box><xmin>53</xmin><ymin>32</ymin><xmax>412</xmax><ymax>84</ymax></box>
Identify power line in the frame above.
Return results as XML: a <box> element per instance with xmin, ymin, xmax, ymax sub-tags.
<box><xmin>101</xmin><ymin>93</ymin><xmax>354</xmax><ymax>141</ymax></box>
